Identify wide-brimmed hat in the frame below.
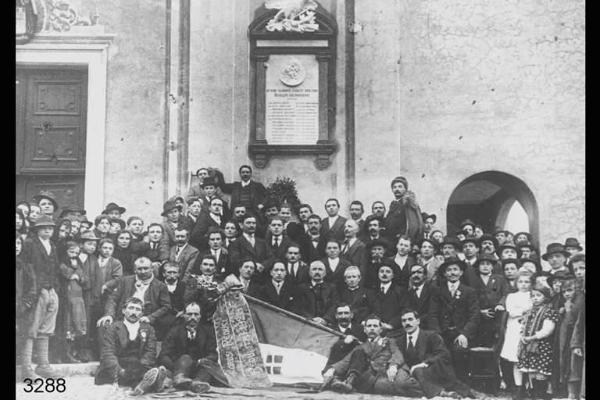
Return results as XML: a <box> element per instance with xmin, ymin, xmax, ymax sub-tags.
<box><xmin>479</xmin><ymin>234</ymin><xmax>499</xmax><ymax>249</ymax></box>
<box><xmin>494</xmin><ymin>229</ymin><xmax>509</xmax><ymax>236</ymax></box>
<box><xmin>367</xmin><ymin>238</ymin><xmax>389</xmax><ymax>251</ymax></box>
<box><xmin>32</xmin><ymin>191</ymin><xmax>59</xmax><ymax>211</ymax></box>
<box><xmin>421</xmin><ymin>212</ymin><xmax>437</xmax><ymax>224</ymax></box>
<box><xmin>474</xmin><ymin>253</ymin><xmax>498</xmax><ymax>268</ymax></box>
<box><xmin>59</xmin><ymin>205</ymin><xmax>86</xmax><ymax>218</ymax></box>
<box><xmin>168</xmin><ymin>195</ymin><xmax>185</xmax><ymax>204</ymax></box>
<box><xmin>546</xmin><ymin>270</ymin><xmax>575</xmax><ymax>288</ymax></box>
<box><xmin>440</xmin><ymin>236</ymin><xmax>461</xmax><ymax>249</ymax></box>
<box><xmin>517</xmin><ymin>241</ymin><xmax>535</xmax><ymax>252</ymax></box>
<box><xmin>563</xmin><ymin>237</ymin><xmax>583</xmax><ymax>251</ymax></box>
<box><xmin>79</xmin><ymin>231</ymin><xmax>99</xmax><ymax>242</ymax></box>
<box><xmin>542</xmin><ymin>243</ymin><xmax>570</xmax><ymax>261</ymax></box>
<box><xmin>161</xmin><ymin>200</ymin><xmax>181</xmax><ymax>217</ymax></box>
<box><xmin>497</xmin><ymin>241</ymin><xmax>519</xmax><ymax>257</ymax></box>
<box><xmin>102</xmin><ymin>202</ymin><xmax>126</xmax><ymax>215</ymax></box>
<box><xmin>438</xmin><ymin>257</ymin><xmax>467</xmax><ymax>275</ymax></box>
<box><xmin>460</xmin><ymin>219</ymin><xmax>475</xmax><ymax>229</ymax></box>
<box><xmin>32</xmin><ymin>215</ymin><xmax>55</xmax><ymax>229</ymax></box>
<box><xmin>201</xmin><ymin>177</ymin><xmax>217</xmax><ymax>188</ymax></box>
<box><xmin>78</xmin><ymin>215</ymin><xmax>93</xmax><ymax>227</ymax></box>
<box><xmin>109</xmin><ymin>218</ymin><xmax>126</xmax><ymax>230</ymax></box>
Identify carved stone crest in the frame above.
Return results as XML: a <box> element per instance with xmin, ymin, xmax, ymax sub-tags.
<box><xmin>279</xmin><ymin>59</ymin><xmax>306</xmax><ymax>87</ymax></box>
<box><xmin>264</xmin><ymin>0</ymin><xmax>319</xmax><ymax>32</ymax></box>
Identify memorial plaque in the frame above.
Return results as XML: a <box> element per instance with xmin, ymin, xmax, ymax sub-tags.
<box><xmin>265</xmin><ymin>54</ymin><xmax>319</xmax><ymax>145</ymax></box>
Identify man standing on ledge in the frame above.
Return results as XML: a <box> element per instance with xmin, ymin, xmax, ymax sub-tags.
<box><xmin>384</xmin><ymin>176</ymin><xmax>424</xmax><ymax>244</ymax></box>
<box><xmin>223</xmin><ymin>165</ymin><xmax>267</xmax><ymax>216</ymax></box>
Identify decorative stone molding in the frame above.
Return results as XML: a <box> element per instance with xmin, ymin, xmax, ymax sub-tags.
<box><xmin>264</xmin><ymin>0</ymin><xmax>319</xmax><ymax>32</ymax></box>
<box><xmin>32</xmin><ymin>0</ymin><xmax>100</xmax><ymax>33</ymax></box>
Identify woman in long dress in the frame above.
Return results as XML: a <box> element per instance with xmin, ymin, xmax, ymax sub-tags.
<box><xmin>499</xmin><ymin>271</ymin><xmax>533</xmax><ymax>399</ymax></box>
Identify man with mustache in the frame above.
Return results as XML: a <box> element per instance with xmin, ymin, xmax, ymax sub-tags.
<box><xmin>293</xmin><ymin>261</ymin><xmax>339</xmax><ymax>325</ymax></box>
<box><xmin>373</xmin><ymin>264</ymin><xmax>407</xmax><ymax>335</ymax></box>
<box><xmin>400</xmin><ymin>264</ymin><xmax>440</xmax><ymax>332</ymax></box>
<box><xmin>322</xmin><ymin>303</ymin><xmax>368</xmax><ymax>370</ymax></box>
<box><xmin>396</xmin><ymin>309</ymin><xmax>474</xmax><ymax>398</ymax></box>
<box><xmin>337</xmin><ymin>266</ymin><xmax>378</xmax><ymax>325</ymax></box>
<box><xmin>433</xmin><ymin>258</ymin><xmax>479</xmax><ymax>384</ymax></box>
<box><xmin>384</xmin><ymin>176</ymin><xmax>424</xmax><ymax>243</ymax></box>
<box><xmin>359</xmin><ymin>216</ymin><xmax>393</xmax><ymax>257</ymax></box>
<box><xmin>340</xmin><ymin>220</ymin><xmax>366</xmax><ymax>269</ymax></box>
<box><xmin>158</xmin><ymin>302</ymin><xmax>224</xmax><ymax>393</ymax></box>
<box><xmin>322</xmin><ymin>315</ymin><xmax>421</xmax><ymax>395</ymax></box>
<box><xmin>306</xmin><ymin>214</ymin><xmax>328</xmax><ymax>262</ymax></box>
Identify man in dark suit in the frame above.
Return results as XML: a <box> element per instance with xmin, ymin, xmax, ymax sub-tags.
<box><xmin>154</xmin><ymin>262</ymin><xmax>187</xmax><ymax>339</ymax></box>
<box><xmin>337</xmin><ymin>266</ymin><xmax>378</xmax><ymax>325</ymax></box>
<box><xmin>400</xmin><ymin>264</ymin><xmax>440</xmax><ymax>332</ymax></box>
<box><xmin>433</xmin><ymin>258</ymin><xmax>480</xmax><ymax>383</ymax></box>
<box><xmin>254</xmin><ymin>261</ymin><xmax>298</xmax><ymax>311</ymax></box>
<box><xmin>95</xmin><ymin>297</ymin><xmax>164</xmax><ymax>395</ymax></box>
<box><xmin>321</xmin><ymin>198</ymin><xmax>347</xmax><ymax>242</ymax></box>
<box><xmin>190</xmin><ymin>197</ymin><xmax>226</xmax><ymax>251</ymax></box>
<box><xmin>362</xmin><ymin>238</ymin><xmax>390</xmax><ymax>290</ymax></box>
<box><xmin>294</xmin><ymin>261</ymin><xmax>340</xmax><ymax>325</ymax></box>
<box><xmin>324</xmin><ymin>303</ymin><xmax>368</xmax><ymax>369</ymax></box>
<box><xmin>306</xmin><ymin>214</ymin><xmax>328</xmax><ymax>262</ymax></box>
<box><xmin>461</xmin><ymin>236</ymin><xmax>480</xmax><ymax>286</ymax></box>
<box><xmin>386</xmin><ymin>235</ymin><xmax>417</xmax><ymax>289</ymax></box>
<box><xmin>222</xmin><ymin>165</ymin><xmax>267</xmax><ymax>215</ymax></box>
<box><xmin>359</xmin><ymin>216</ymin><xmax>393</xmax><ymax>257</ymax></box>
<box><xmin>168</xmin><ymin>227</ymin><xmax>199</xmax><ymax>279</ymax></box>
<box><xmin>265</xmin><ymin>217</ymin><xmax>292</xmax><ymax>261</ymax></box>
<box><xmin>228</xmin><ymin>214</ymin><xmax>268</xmax><ymax>276</ymax></box>
<box><xmin>133</xmin><ymin>223</ymin><xmax>168</xmax><ymax>272</ymax></box>
<box><xmin>198</xmin><ymin>178</ymin><xmax>230</xmax><ymax>220</ymax></box>
<box><xmin>396</xmin><ymin>309</ymin><xmax>473</xmax><ymax>399</ymax></box>
<box><xmin>284</xmin><ymin>243</ymin><xmax>310</xmax><ymax>285</ymax></box>
<box><xmin>340</xmin><ymin>219</ymin><xmax>367</xmax><ymax>268</ymax></box>
<box><xmin>373</xmin><ymin>264</ymin><xmax>407</xmax><ymax>336</ymax></box>
<box><xmin>322</xmin><ymin>239</ymin><xmax>352</xmax><ymax>290</ymax></box>
<box><xmin>98</xmin><ymin>257</ymin><xmax>172</xmax><ymax>340</ymax></box>
<box><xmin>159</xmin><ymin>200</ymin><xmax>192</xmax><ymax>260</ymax></box>
<box><xmin>158</xmin><ymin>302</ymin><xmax>224</xmax><ymax>393</ymax></box>
<box><xmin>349</xmin><ymin>200</ymin><xmax>366</xmax><ymax>232</ymax></box>
<box><xmin>205</xmin><ymin>228</ymin><xmax>232</xmax><ymax>279</ymax></box>
<box><xmin>182</xmin><ymin>255</ymin><xmax>222</xmax><ymax>322</ymax></box>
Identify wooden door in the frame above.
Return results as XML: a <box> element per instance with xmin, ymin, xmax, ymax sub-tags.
<box><xmin>16</xmin><ymin>67</ymin><xmax>87</xmax><ymax>210</ymax></box>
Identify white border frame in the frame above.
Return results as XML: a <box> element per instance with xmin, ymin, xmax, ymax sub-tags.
<box><xmin>16</xmin><ymin>35</ymin><xmax>113</xmax><ymax>216</ymax></box>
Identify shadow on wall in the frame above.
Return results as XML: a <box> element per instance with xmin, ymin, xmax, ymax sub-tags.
<box><xmin>446</xmin><ymin>171</ymin><xmax>539</xmax><ymax>246</ymax></box>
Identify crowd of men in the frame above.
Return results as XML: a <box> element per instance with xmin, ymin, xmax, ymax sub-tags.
<box><xmin>15</xmin><ymin>165</ymin><xmax>585</xmax><ymax>399</ymax></box>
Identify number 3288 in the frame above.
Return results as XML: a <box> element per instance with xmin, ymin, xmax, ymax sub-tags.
<box><xmin>23</xmin><ymin>378</ymin><xmax>66</xmax><ymax>393</ymax></box>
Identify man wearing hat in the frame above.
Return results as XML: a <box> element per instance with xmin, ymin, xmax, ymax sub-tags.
<box><xmin>564</xmin><ymin>238</ymin><xmax>583</xmax><ymax>258</ymax></box>
<box><xmin>20</xmin><ymin>215</ymin><xmax>61</xmax><ymax>378</ymax></box>
<box><xmin>102</xmin><ymin>202</ymin><xmax>127</xmax><ymax>220</ymax></box>
<box><xmin>158</xmin><ymin>200</ymin><xmax>191</xmax><ymax>261</ymax></box>
<box><xmin>516</xmin><ymin>242</ymin><xmax>535</xmax><ymax>260</ymax></box>
<box><xmin>422</xmin><ymin>213</ymin><xmax>437</xmax><ymax>240</ymax></box>
<box><xmin>459</xmin><ymin>219</ymin><xmax>475</xmax><ymax>237</ymax></box>
<box><xmin>497</xmin><ymin>241</ymin><xmax>520</xmax><ymax>260</ymax></box>
<box><xmin>59</xmin><ymin>205</ymin><xmax>86</xmax><ymax>219</ymax></box>
<box><xmin>470</xmin><ymin>253</ymin><xmax>510</xmax><ymax>347</ymax></box>
<box><xmin>440</xmin><ymin>236</ymin><xmax>461</xmax><ymax>260</ymax></box>
<box><xmin>190</xmin><ymin>197</ymin><xmax>227</xmax><ymax>252</ymax></box>
<box><xmin>33</xmin><ymin>191</ymin><xmax>59</xmax><ymax>217</ymax></box>
<box><xmin>542</xmin><ymin>243</ymin><xmax>571</xmax><ymax>276</ymax></box>
<box><xmin>494</xmin><ymin>230</ymin><xmax>509</xmax><ymax>247</ymax></box>
<box><xmin>362</xmin><ymin>238</ymin><xmax>391</xmax><ymax>290</ymax></box>
<box><xmin>200</xmin><ymin>177</ymin><xmax>230</xmax><ymax>220</ymax></box>
<box><xmin>360</xmin><ymin>216</ymin><xmax>393</xmax><ymax>257</ymax></box>
<box><xmin>79</xmin><ymin>215</ymin><xmax>94</xmax><ymax>235</ymax></box>
<box><xmin>384</xmin><ymin>176</ymin><xmax>424</xmax><ymax>243</ymax></box>
<box><xmin>433</xmin><ymin>258</ymin><xmax>480</xmax><ymax>383</ymax></box>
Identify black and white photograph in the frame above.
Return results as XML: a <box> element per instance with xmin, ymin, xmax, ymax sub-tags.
<box><xmin>15</xmin><ymin>0</ymin><xmax>584</xmax><ymax>399</ymax></box>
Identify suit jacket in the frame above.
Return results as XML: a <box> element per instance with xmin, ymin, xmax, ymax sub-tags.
<box><xmin>470</xmin><ymin>273</ymin><xmax>509</xmax><ymax>310</ymax></box>
<box><xmin>159</xmin><ymin>218</ymin><xmax>191</xmax><ymax>260</ymax></box>
<box><xmin>97</xmin><ymin>321</ymin><xmax>156</xmax><ymax>374</ymax></box>
<box><xmin>86</xmin><ymin>256</ymin><xmax>123</xmax><ymax>304</ymax></box>
<box><xmin>340</xmin><ymin>238</ymin><xmax>366</xmax><ymax>268</ymax></box>
<box><xmin>373</xmin><ymin>283</ymin><xmax>408</xmax><ymax>330</ymax></box>
<box><xmin>324</xmin><ymin>323</ymin><xmax>368</xmax><ymax>369</ymax></box>
<box><xmin>166</xmin><ymin>280</ymin><xmax>187</xmax><ymax>313</ymax></box>
<box><xmin>22</xmin><ymin>236</ymin><xmax>60</xmax><ymax>291</ymax></box>
<box><xmin>320</xmin><ymin>216</ymin><xmax>347</xmax><ymax>242</ymax></box>
<box><xmin>134</xmin><ymin>241</ymin><xmax>165</xmax><ymax>264</ymax></box>
<box><xmin>228</xmin><ymin>234</ymin><xmax>268</xmax><ymax>267</ymax></box>
<box><xmin>435</xmin><ymin>282</ymin><xmax>480</xmax><ymax>342</ymax></box>
<box><xmin>321</xmin><ymin>257</ymin><xmax>352</xmax><ymax>289</ymax></box>
<box><xmin>264</xmin><ymin>233</ymin><xmax>293</xmax><ymax>261</ymax></box>
<box><xmin>105</xmin><ymin>276</ymin><xmax>171</xmax><ymax>324</ymax></box>
<box><xmin>224</xmin><ymin>180</ymin><xmax>267</xmax><ymax>212</ymax></box>
<box><xmin>205</xmin><ymin>247</ymin><xmax>232</xmax><ymax>279</ymax></box>
<box><xmin>255</xmin><ymin>280</ymin><xmax>299</xmax><ymax>312</ymax></box>
<box><xmin>401</xmin><ymin>282</ymin><xmax>440</xmax><ymax>331</ymax></box>
<box><xmin>306</xmin><ymin>234</ymin><xmax>328</xmax><ymax>263</ymax></box>
<box><xmin>386</xmin><ymin>254</ymin><xmax>418</xmax><ymax>289</ymax></box>
<box><xmin>158</xmin><ymin>321</ymin><xmax>217</xmax><ymax>371</ymax></box>
<box><xmin>284</xmin><ymin>261</ymin><xmax>310</xmax><ymax>286</ymax></box>
<box><xmin>337</xmin><ymin>286</ymin><xmax>378</xmax><ymax>324</ymax></box>
<box><xmin>332</xmin><ymin>336</ymin><xmax>406</xmax><ymax>376</ymax></box>
<box><xmin>293</xmin><ymin>281</ymin><xmax>340</xmax><ymax>322</ymax></box>
<box><xmin>360</xmin><ymin>235</ymin><xmax>394</xmax><ymax>258</ymax></box>
<box><xmin>168</xmin><ymin>243</ymin><xmax>200</xmax><ymax>278</ymax></box>
<box><xmin>190</xmin><ymin>213</ymin><xmax>225</xmax><ymax>251</ymax></box>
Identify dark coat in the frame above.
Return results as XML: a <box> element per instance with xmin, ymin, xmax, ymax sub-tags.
<box><xmin>255</xmin><ymin>280</ymin><xmax>299</xmax><ymax>312</ymax></box>
<box><xmin>373</xmin><ymin>283</ymin><xmax>408</xmax><ymax>330</ymax></box>
<box><xmin>470</xmin><ymin>273</ymin><xmax>510</xmax><ymax>310</ymax></box>
<box><xmin>228</xmin><ymin>235</ymin><xmax>269</xmax><ymax>267</ymax></box>
<box><xmin>340</xmin><ymin>238</ymin><xmax>367</xmax><ymax>268</ymax></box>
<box><xmin>401</xmin><ymin>282</ymin><xmax>440</xmax><ymax>332</ymax></box>
<box><xmin>337</xmin><ymin>286</ymin><xmax>378</xmax><ymax>324</ymax></box>
<box><xmin>182</xmin><ymin>275</ymin><xmax>223</xmax><ymax>321</ymax></box>
<box><xmin>293</xmin><ymin>281</ymin><xmax>340</xmax><ymax>323</ymax></box>
<box><xmin>306</xmin><ymin>235</ymin><xmax>328</xmax><ymax>263</ymax></box>
<box><xmin>386</xmin><ymin>254</ymin><xmax>418</xmax><ymax>289</ymax></box>
<box><xmin>264</xmin><ymin>233</ymin><xmax>294</xmax><ymax>261</ymax></box>
<box><xmin>435</xmin><ymin>282</ymin><xmax>480</xmax><ymax>342</ymax></box>
<box><xmin>95</xmin><ymin>321</ymin><xmax>156</xmax><ymax>383</ymax></box>
<box><xmin>104</xmin><ymin>276</ymin><xmax>172</xmax><ymax>324</ymax></box>
<box><xmin>384</xmin><ymin>194</ymin><xmax>424</xmax><ymax>244</ymax></box>
<box><xmin>320</xmin><ymin>216</ymin><xmax>347</xmax><ymax>243</ymax></box>
<box><xmin>113</xmin><ymin>246</ymin><xmax>136</xmax><ymax>276</ymax></box>
<box><xmin>284</xmin><ymin>261</ymin><xmax>310</xmax><ymax>286</ymax></box>
<box><xmin>158</xmin><ymin>321</ymin><xmax>218</xmax><ymax>372</ymax></box>
<box><xmin>16</xmin><ymin>256</ymin><xmax>37</xmax><ymax>334</ymax></box>
<box><xmin>159</xmin><ymin>218</ymin><xmax>192</xmax><ymax>260</ymax></box>
<box><xmin>324</xmin><ymin>323</ymin><xmax>367</xmax><ymax>369</ymax></box>
<box><xmin>190</xmin><ymin>213</ymin><xmax>225</xmax><ymax>251</ymax></box>
<box><xmin>168</xmin><ymin>243</ymin><xmax>200</xmax><ymax>278</ymax></box>
<box><xmin>133</xmin><ymin>241</ymin><xmax>166</xmax><ymax>264</ymax></box>
<box><xmin>224</xmin><ymin>180</ymin><xmax>267</xmax><ymax>212</ymax></box>
<box><xmin>321</xmin><ymin>257</ymin><xmax>352</xmax><ymax>289</ymax></box>
<box><xmin>166</xmin><ymin>280</ymin><xmax>187</xmax><ymax>313</ymax></box>
<box><xmin>22</xmin><ymin>236</ymin><xmax>60</xmax><ymax>291</ymax></box>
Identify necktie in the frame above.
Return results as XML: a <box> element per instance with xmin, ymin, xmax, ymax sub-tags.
<box><xmin>151</xmin><ymin>242</ymin><xmax>157</xmax><ymax>250</ymax></box>
<box><xmin>413</xmin><ymin>287</ymin><xmax>420</xmax><ymax>298</ymax></box>
<box><xmin>381</xmin><ymin>285</ymin><xmax>386</xmax><ymax>294</ymax></box>
<box><xmin>176</xmin><ymin>247</ymin><xmax>182</xmax><ymax>260</ymax></box>
<box><xmin>450</xmin><ymin>284</ymin><xmax>456</xmax><ymax>297</ymax></box>
<box><xmin>274</xmin><ymin>237</ymin><xmax>279</xmax><ymax>248</ymax></box>
<box><xmin>212</xmin><ymin>250</ymin><xmax>218</xmax><ymax>260</ymax></box>
<box><xmin>275</xmin><ymin>283</ymin><xmax>281</xmax><ymax>295</ymax></box>
<box><xmin>342</xmin><ymin>240</ymin><xmax>349</xmax><ymax>254</ymax></box>
<box><xmin>187</xmin><ymin>329</ymin><xmax>196</xmax><ymax>340</ymax></box>
<box><xmin>408</xmin><ymin>335</ymin><xmax>414</xmax><ymax>350</ymax></box>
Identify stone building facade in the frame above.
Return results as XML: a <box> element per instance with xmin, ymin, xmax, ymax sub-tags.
<box><xmin>16</xmin><ymin>0</ymin><xmax>585</xmax><ymax>248</ymax></box>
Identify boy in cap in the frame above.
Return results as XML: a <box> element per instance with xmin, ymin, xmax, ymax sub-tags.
<box><xmin>102</xmin><ymin>202</ymin><xmax>127</xmax><ymax>220</ymax></box>
<box><xmin>542</xmin><ymin>243</ymin><xmax>570</xmax><ymax>276</ymax></box>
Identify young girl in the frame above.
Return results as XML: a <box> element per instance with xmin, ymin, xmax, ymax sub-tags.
<box><xmin>58</xmin><ymin>242</ymin><xmax>89</xmax><ymax>362</ymax></box>
<box><xmin>499</xmin><ymin>271</ymin><xmax>533</xmax><ymax>399</ymax></box>
<box><xmin>113</xmin><ymin>230</ymin><xmax>135</xmax><ymax>276</ymax></box>
<box><xmin>518</xmin><ymin>283</ymin><xmax>559</xmax><ymax>400</ymax></box>
<box><xmin>502</xmin><ymin>259</ymin><xmax>521</xmax><ymax>293</ymax></box>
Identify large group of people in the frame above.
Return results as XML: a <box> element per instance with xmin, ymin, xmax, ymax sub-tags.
<box><xmin>15</xmin><ymin>165</ymin><xmax>585</xmax><ymax>399</ymax></box>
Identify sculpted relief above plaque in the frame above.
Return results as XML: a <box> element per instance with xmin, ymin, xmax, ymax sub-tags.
<box><xmin>264</xmin><ymin>0</ymin><xmax>319</xmax><ymax>32</ymax></box>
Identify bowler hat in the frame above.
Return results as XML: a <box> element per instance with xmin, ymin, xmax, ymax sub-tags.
<box><xmin>514</xmin><ymin>232</ymin><xmax>533</xmax><ymax>243</ymax></box>
<box><xmin>78</xmin><ymin>215</ymin><xmax>93</xmax><ymax>227</ymax></box>
<box><xmin>461</xmin><ymin>236</ymin><xmax>480</xmax><ymax>248</ymax></box>
<box><xmin>161</xmin><ymin>200</ymin><xmax>181</xmax><ymax>217</ymax></box>
<box><xmin>498</xmin><ymin>242</ymin><xmax>519</xmax><ymax>257</ymax></box>
<box><xmin>368</xmin><ymin>238</ymin><xmax>389</xmax><ymax>251</ymax></box>
<box><xmin>479</xmin><ymin>234</ymin><xmax>499</xmax><ymax>249</ymax></box>
<box><xmin>110</xmin><ymin>218</ymin><xmax>126</xmax><ymax>230</ymax></box>
<box><xmin>546</xmin><ymin>270</ymin><xmax>575</xmax><ymax>288</ymax></box>
<box><xmin>422</xmin><ymin>212</ymin><xmax>437</xmax><ymax>224</ymax></box>
<box><xmin>32</xmin><ymin>191</ymin><xmax>59</xmax><ymax>211</ymax></box>
<box><xmin>79</xmin><ymin>231</ymin><xmax>99</xmax><ymax>242</ymax></box>
<box><xmin>59</xmin><ymin>205</ymin><xmax>87</xmax><ymax>218</ymax></box>
<box><xmin>475</xmin><ymin>253</ymin><xmax>498</xmax><ymax>268</ymax></box>
<box><xmin>440</xmin><ymin>236</ymin><xmax>461</xmax><ymax>249</ymax></box>
<box><xmin>169</xmin><ymin>195</ymin><xmax>185</xmax><ymax>204</ymax></box>
<box><xmin>438</xmin><ymin>257</ymin><xmax>467</xmax><ymax>275</ymax></box>
<box><xmin>563</xmin><ymin>237</ymin><xmax>583</xmax><ymax>251</ymax></box>
<box><xmin>494</xmin><ymin>229</ymin><xmax>509</xmax><ymax>236</ymax></box>
<box><xmin>102</xmin><ymin>202</ymin><xmax>126</xmax><ymax>215</ymax></box>
<box><xmin>517</xmin><ymin>242</ymin><xmax>535</xmax><ymax>253</ymax></box>
<box><xmin>460</xmin><ymin>219</ymin><xmax>475</xmax><ymax>229</ymax></box>
<box><xmin>542</xmin><ymin>243</ymin><xmax>570</xmax><ymax>261</ymax></box>
<box><xmin>32</xmin><ymin>215</ymin><xmax>55</xmax><ymax>229</ymax></box>
<box><xmin>201</xmin><ymin>177</ymin><xmax>217</xmax><ymax>188</ymax></box>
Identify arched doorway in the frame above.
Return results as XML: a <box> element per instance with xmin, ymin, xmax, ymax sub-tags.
<box><xmin>446</xmin><ymin>171</ymin><xmax>539</xmax><ymax>245</ymax></box>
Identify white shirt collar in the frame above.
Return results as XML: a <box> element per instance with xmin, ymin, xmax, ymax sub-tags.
<box><xmin>448</xmin><ymin>281</ymin><xmax>459</xmax><ymax>290</ymax></box>
<box><xmin>123</xmin><ymin>320</ymin><xmax>141</xmax><ymax>341</ymax></box>
<box><xmin>407</xmin><ymin>328</ymin><xmax>420</xmax><ymax>345</ymax></box>
<box><xmin>329</xmin><ymin>257</ymin><xmax>339</xmax><ymax>270</ymax></box>
<box><xmin>243</xmin><ymin>233</ymin><xmax>255</xmax><ymax>242</ymax></box>
<box><xmin>166</xmin><ymin>281</ymin><xmax>178</xmax><ymax>293</ymax></box>
<box><xmin>328</xmin><ymin>215</ymin><xmax>339</xmax><ymax>225</ymax></box>
<box><xmin>241</xmin><ymin>180</ymin><xmax>251</xmax><ymax>187</ymax></box>
<box><xmin>380</xmin><ymin>281</ymin><xmax>392</xmax><ymax>292</ymax></box>
<box><xmin>339</xmin><ymin>323</ymin><xmax>352</xmax><ymax>332</ymax></box>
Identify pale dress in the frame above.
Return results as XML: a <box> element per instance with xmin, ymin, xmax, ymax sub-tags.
<box><xmin>500</xmin><ymin>291</ymin><xmax>532</xmax><ymax>362</ymax></box>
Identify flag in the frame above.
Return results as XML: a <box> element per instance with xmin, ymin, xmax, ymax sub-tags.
<box><xmin>244</xmin><ymin>294</ymin><xmax>344</xmax><ymax>384</ymax></box>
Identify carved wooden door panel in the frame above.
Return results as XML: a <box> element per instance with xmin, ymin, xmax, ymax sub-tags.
<box><xmin>16</xmin><ymin>68</ymin><xmax>87</xmax><ymax>209</ymax></box>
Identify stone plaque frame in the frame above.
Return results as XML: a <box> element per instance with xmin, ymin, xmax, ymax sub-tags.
<box><xmin>248</xmin><ymin>8</ymin><xmax>337</xmax><ymax>170</ymax></box>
